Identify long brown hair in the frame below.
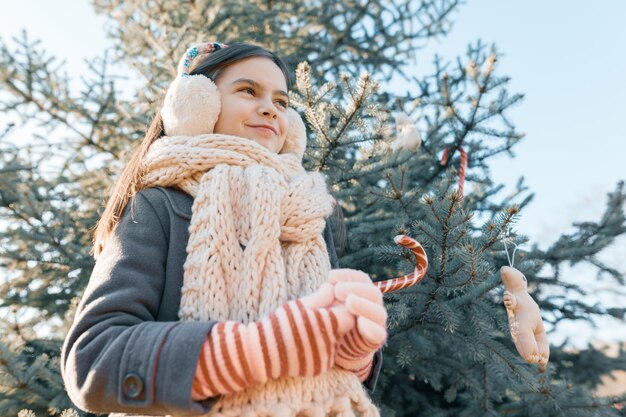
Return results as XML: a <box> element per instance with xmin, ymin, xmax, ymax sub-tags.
<box><xmin>91</xmin><ymin>43</ymin><xmax>290</xmax><ymax>258</ymax></box>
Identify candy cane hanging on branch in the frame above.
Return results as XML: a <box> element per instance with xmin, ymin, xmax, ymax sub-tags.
<box><xmin>374</xmin><ymin>235</ymin><xmax>429</xmax><ymax>293</ymax></box>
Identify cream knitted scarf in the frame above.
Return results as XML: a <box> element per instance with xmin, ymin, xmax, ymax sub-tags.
<box><xmin>141</xmin><ymin>133</ymin><xmax>380</xmax><ymax>417</ymax></box>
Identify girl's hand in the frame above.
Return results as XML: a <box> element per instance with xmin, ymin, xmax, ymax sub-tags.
<box><xmin>300</xmin><ymin>282</ymin><xmax>338</xmax><ymax>309</ymax></box>
<box><xmin>327</xmin><ymin>269</ymin><xmax>388</xmax><ymax>380</ymax></box>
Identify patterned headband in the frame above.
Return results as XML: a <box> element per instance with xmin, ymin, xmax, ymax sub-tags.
<box><xmin>178</xmin><ymin>42</ymin><xmax>228</xmax><ymax>77</ymax></box>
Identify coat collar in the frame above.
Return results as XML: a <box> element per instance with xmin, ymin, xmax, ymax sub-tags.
<box><xmin>156</xmin><ymin>186</ymin><xmax>193</xmax><ymax>220</ymax></box>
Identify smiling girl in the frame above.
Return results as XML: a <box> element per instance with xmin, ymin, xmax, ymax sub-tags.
<box><xmin>61</xmin><ymin>42</ymin><xmax>386</xmax><ymax>417</ymax></box>
<box><xmin>212</xmin><ymin>57</ymin><xmax>289</xmax><ymax>152</ymax></box>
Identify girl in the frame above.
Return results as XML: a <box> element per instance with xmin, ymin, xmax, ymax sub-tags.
<box><xmin>61</xmin><ymin>42</ymin><xmax>387</xmax><ymax>417</ymax></box>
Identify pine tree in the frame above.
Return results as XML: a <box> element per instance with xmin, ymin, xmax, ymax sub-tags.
<box><xmin>1</xmin><ymin>1</ymin><xmax>625</xmax><ymax>415</ymax></box>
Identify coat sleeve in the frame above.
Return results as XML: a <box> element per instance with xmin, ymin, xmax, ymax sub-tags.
<box><xmin>61</xmin><ymin>190</ymin><xmax>221</xmax><ymax>415</ymax></box>
<box><xmin>323</xmin><ymin>220</ymin><xmax>383</xmax><ymax>394</ymax></box>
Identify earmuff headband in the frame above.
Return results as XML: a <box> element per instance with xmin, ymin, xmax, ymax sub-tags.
<box><xmin>178</xmin><ymin>42</ymin><xmax>228</xmax><ymax>77</ymax></box>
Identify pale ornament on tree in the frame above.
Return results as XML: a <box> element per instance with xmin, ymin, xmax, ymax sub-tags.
<box><xmin>390</xmin><ymin>112</ymin><xmax>422</xmax><ymax>151</ymax></box>
<box><xmin>501</xmin><ymin>266</ymin><xmax>550</xmax><ymax>369</ymax></box>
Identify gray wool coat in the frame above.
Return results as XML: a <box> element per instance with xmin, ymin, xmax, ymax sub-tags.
<box><xmin>61</xmin><ymin>186</ymin><xmax>382</xmax><ymax>416</ymax></box>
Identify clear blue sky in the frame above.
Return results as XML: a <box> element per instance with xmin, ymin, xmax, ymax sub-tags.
<box><xmin>1</xmin><ymin>1</ymin><xmax>625</xmax><ymax>346</ymax></box>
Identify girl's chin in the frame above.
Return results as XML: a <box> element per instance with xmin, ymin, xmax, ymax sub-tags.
<box><xmin>247</xmin><ymin>137</ymin><xmax>277</xmax><ymax>152</ymax></box>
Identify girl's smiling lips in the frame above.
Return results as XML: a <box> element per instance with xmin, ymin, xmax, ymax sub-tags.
<box><xmin>246</xmin><ymin>124</ymin><xmax>277</xmax><ymax>135</ymax></box>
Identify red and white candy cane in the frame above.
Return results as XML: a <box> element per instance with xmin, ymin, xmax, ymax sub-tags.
<box><xmin>441</xmin><ymin>146</ymin><xmax>468</xmax><ymax>198</ymax></box>
<box><xmin>374</xmin><ymin>235</ymin><xmax>429</xmax><ymax>293</ymax></box>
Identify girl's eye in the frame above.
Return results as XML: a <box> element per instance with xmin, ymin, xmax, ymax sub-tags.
<box><xmin>239</xmin><ymin>87</ymin><xmax>287</xmax><ymax>108</ymax></box>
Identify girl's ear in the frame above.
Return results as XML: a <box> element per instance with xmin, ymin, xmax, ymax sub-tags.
<box><xmin>161</xmin><ymin>75</ymin><xmax>221</xmax><ymax>136</ymax></box>
<box><xmin>280</xmin><ymin>108</ymin><xmax>307</xmax><ymax>160</ymax></box>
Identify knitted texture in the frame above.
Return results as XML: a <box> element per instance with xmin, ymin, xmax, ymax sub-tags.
<box><xmin>141</xmin><ymin>133</ymin><xmax>380</xmax><ymax>416</ymax></box>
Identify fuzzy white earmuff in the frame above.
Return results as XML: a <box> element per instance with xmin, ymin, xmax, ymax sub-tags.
<box><xmin>160</xmin><ymin>42</ymin><xmax>307</xmax><ymax>160</ymax></box>
<box><xmin>161</xmin><ymin>74</ymin><xmax>221</xmax><ymax>137</ymax></box>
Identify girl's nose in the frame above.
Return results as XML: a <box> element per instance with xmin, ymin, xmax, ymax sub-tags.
<box><xmin>257</xmin><ymin>97</ymin><xmax>277</xmax><ymax>118</ymax></box>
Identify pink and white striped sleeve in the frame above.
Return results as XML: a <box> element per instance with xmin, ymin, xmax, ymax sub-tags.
<box><xmin>191</xmin><ymin>297</ymin><xmax>353</xmax><ymax>400</ymax></box>
<box><xmin>335</xmin><ymin>330</ymin><xmax>381</xmax><ymax>381</ymax></box>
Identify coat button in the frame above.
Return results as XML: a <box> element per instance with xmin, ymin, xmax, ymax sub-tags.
<box><xmin>122</xmin><ymin>373</ymin><xmax>144</xmax><ymax>398</ymax></box>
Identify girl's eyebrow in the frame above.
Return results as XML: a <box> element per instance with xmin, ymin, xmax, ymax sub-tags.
<box><xmin>231</xmin><ymin>78</ymin><xmax>289</xmax><ymax>99</ymax></box>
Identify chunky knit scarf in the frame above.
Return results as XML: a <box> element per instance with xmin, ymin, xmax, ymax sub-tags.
<box><xmin>141</xmin><ymin>134</ymin><xmax>380</xmax><ymax>417</ymax></box>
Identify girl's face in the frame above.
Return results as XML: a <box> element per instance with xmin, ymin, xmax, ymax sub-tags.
<box><xmin>213</xmin><ymin>57</ymin><xmax>289</xmax><ymax>153</ymax></box>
